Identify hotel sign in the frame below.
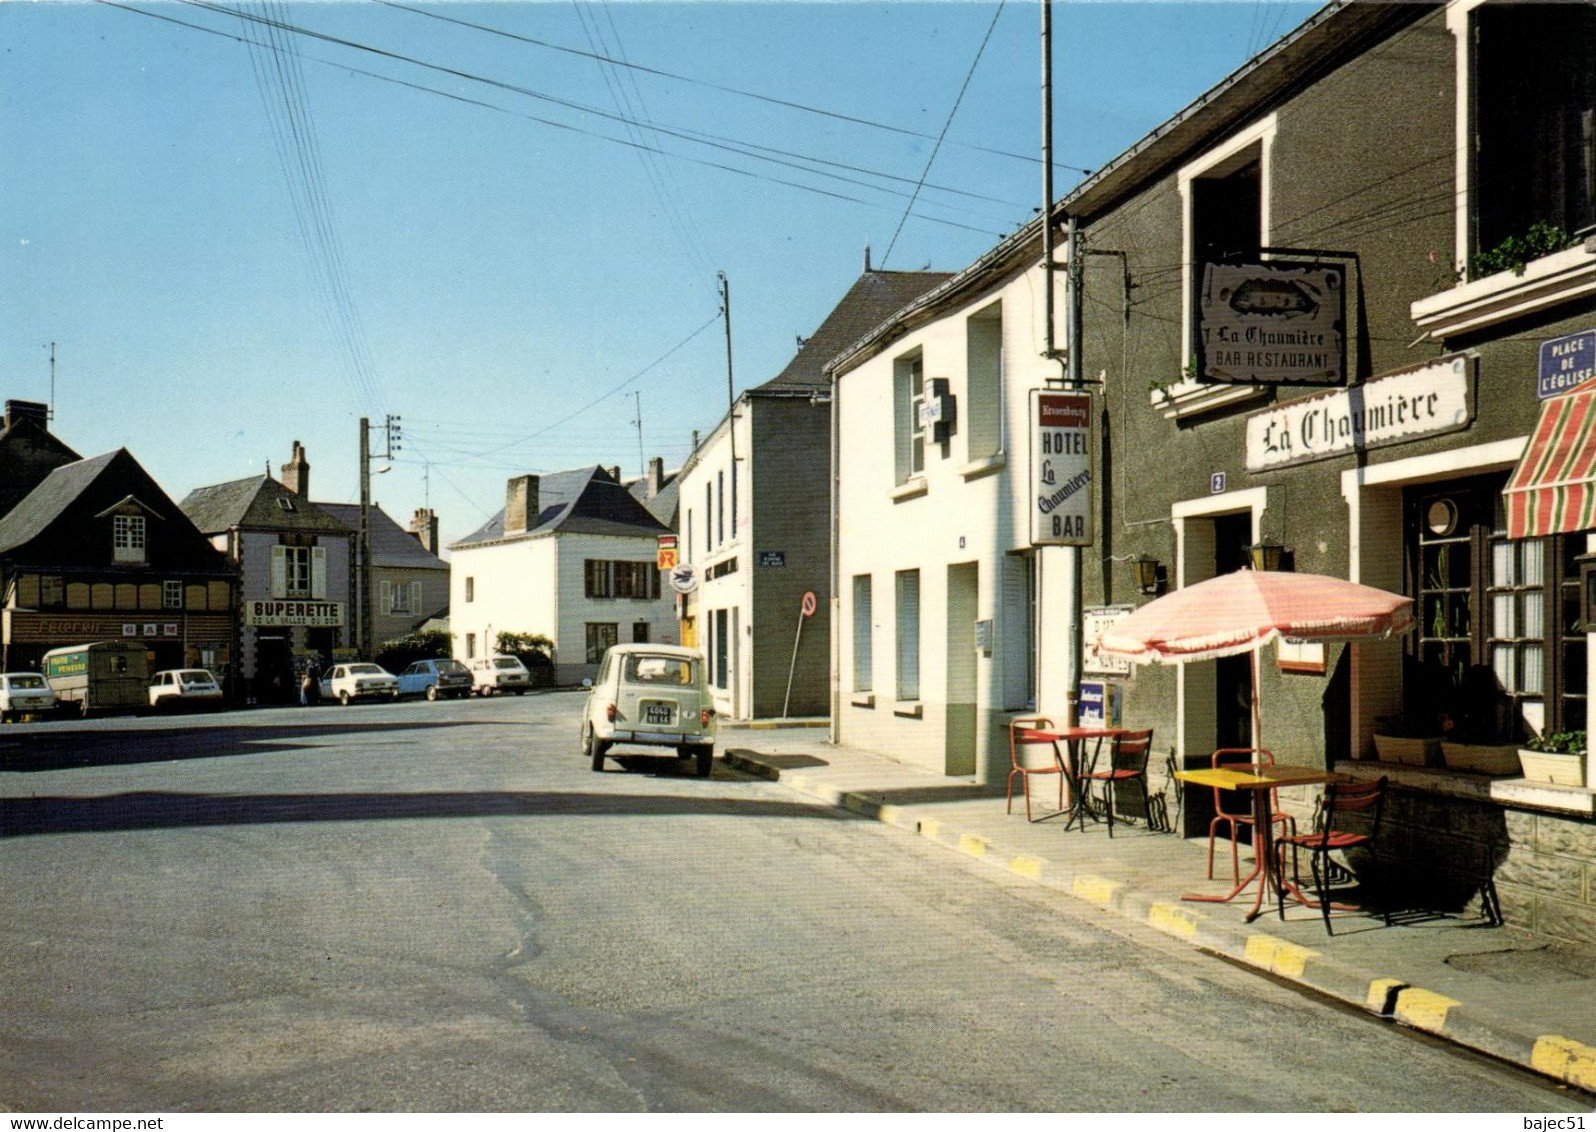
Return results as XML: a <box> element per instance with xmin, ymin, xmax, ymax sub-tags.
<box><xmin>1197</xmin><ymin>261</ymin><xmax>1346</xmax><ymax>386</ymax></box>
<box><xmin>1245</xmin><ymin>354</ymin><xmax>1473</xmax><ymax>472</ymax></box>
<box><xmin>1030</xmin><ymin>389</ymin><xmax>1093</xmax><ymax>547</ymax></box>
<box><xmin>246</xmin><ymin>599</ymin><xmax>344</xmax><ymax>627</ymax></box>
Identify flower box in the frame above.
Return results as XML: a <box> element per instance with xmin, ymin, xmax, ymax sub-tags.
<box><xmin>1439</xmin><ymin>742</ymin><xmax>1521</xmax><ymax>776</ymax></box>
<box><xmin>1517</xmin><ymin>749</ymin><xmax>1587</xmax><ymax>787</ymax></box>
<box><xmin>1372</xmin><ymin>733</ymin><xmax>1438</xmax><ymax>766</ymax></box>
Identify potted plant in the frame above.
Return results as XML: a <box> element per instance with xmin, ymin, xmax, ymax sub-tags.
<box><xmin>1518</xmin><ymin>731</ymin><xmax>1587</xmax><ymax>787</ymax></box>
<box><xmin>1371</xmin><ymin>714</ymin><xmax>1440</xmax><ymax>767</ymax></box>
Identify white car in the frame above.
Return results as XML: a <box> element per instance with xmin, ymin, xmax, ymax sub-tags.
<box><xmin>148</xmin><ymin>668</ymin><xmax>223</xmax><ymax>710</ymax></box>
<box><xmin>581</xmin><ymin>643</ymin><xmax>716</xmax><ymax>776</ymax></box>
<box><xmin>469</xmin><ymin>655</ymin><xmax>530</xmax><ymax>696</ymax></box>
<box><xmin>321</xmin><ymin>662</ymin><xmax>399</xmax><ymax>705</ymax></box>
<box><xmin>0</xmin><ymin>672</ymin><xmax>56</xmax><ymax>722</ymax></box>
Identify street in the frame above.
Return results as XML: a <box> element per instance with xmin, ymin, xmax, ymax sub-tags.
<box><xmin>0</xmin><ymin>694</ymin><xmax>1587</xmax><ymax>1112</ymax></box>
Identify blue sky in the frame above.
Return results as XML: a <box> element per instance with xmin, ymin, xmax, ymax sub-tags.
<box><xmin>1</xmin><ymin>0</ymin><xmax>1315</xmax><ymax>551</ymax></box>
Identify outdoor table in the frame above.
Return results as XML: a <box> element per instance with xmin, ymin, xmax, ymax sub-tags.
<box><xmin>1015</xmin><ymin>726</ymin><xmax>1124</xmax><ymax>832</ymax></box>
<box><xmin>1172</xmin><ymin>763</ymin><xmax>1347</xmax><ymax>922</ymax></box>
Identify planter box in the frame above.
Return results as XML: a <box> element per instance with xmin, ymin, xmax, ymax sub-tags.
<box><xmin>1372</xmin><ymin>733</ymin><xmax>1438</xmax><ymax>766</ymax></box>
<box><xmin>1440</xmin><ymin>742</ymin><xmax>1521</xmax><ymax>776</ymax></box>
<box><xmin>1517</xmin><ymin>749</ymin><xmax>1587</xmax><ymax>787</ymax></box>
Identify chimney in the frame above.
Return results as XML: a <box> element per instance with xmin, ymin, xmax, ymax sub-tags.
<box><xmin>4</xmin><ymin>400</ymin><xmax>49</xmax><ymax>431</ymax></box>
<box><xmin>505</xmin><ymin>474</ymin><xmax>538</xmax><ymax>535</ymax></box>
<box><xmin>691</xmin><ymin>429</ymin><xmax>700</xmax><ymax>452</ymax></box>
<box><xmin>606</xmin><ymin>465</ymin><xmax>621</xmax><ymax>483</ymax></box>
<box><xmin>281</xmin><ymin>440</ymin><xmax>310</xmax><ymax>498</ymax></box>
<box><xmin>647</xmin><ymin>457</ymin><xmax>665</xmax><ymax>499</ymax></box>
<box><xmin>410</xmin><ymin>507</ymin><xmax>440</xmax><ymax>554</ymax></box>
<box><xmin>864</xmin><ymin>244</ymin><xmax>872</xmax><ymax>273</ymax></box>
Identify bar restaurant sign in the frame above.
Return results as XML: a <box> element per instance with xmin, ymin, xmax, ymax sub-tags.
<box><xmin>1197</xmin><ymin>260</ymin><xmax>1346</xmax><ymax>386</ymax></box>
<box><xmin>1245</xmin><ymin>354</ymin><xmax>1474</xmax><ymax>472</ymax></box>
<box><xmin>1030</xmin><ymin>389</ymin><xmax>1093</xmax><ymax>546</ymax></box>
<box><xmin>246</xmin><ymin>599</ymin><xmax>344</xmax><ymax>627</ymax></box>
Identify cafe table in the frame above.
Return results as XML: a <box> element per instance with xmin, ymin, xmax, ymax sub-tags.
<box><xmin>1172</xmin><ymin>762</ymin><xmax>1347</xmax><ymax>921</ymax></box>
<box><xmin>1013</xmin><ymin>725</ymin><xmax>1125</xmax><ymax>832</ymax></box>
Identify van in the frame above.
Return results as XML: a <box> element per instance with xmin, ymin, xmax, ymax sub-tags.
<box><xmin>43</xmin><ymin>641</ymin><xmax>151</xmax><ymax>718</ymax></box>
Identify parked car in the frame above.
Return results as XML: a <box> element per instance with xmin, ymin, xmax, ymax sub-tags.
<box><xmin>0</xmin><ymin>672</ymin><xmax>57</xmax><ymax>722</ymax></box>
<box><xmin>320</xmin><ymin>662</ymin><xmax>399</xmax><ymax>705</ymax></box>
<box><xmin>148</xmin><ymin>668</ymin><xmax>223</xmax><ymax>710</ymax></box>
<box><xmin>43</xmin><ymin>641</ymin><xmax>149</xmax><ymax>717</ymax></box>
<box><xmin>580</xmin><ymin>643</ymin><xmax>716</xmax><ymax>776</ymax></box>
<box><xmin>469</xmin><ymin>655</ymin><xmax>530</xmax><ymax>696</ymax></box>
<box><xmin>397</xmin><ymin>658</ymin><xmax>473</xmax><ymax>701</ymax></box>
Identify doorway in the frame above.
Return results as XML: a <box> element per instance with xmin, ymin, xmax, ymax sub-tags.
<box><xmin>1213</xmin><ymin>511</ymin><xmax>1255</xmax><ymax>752</ymax></box>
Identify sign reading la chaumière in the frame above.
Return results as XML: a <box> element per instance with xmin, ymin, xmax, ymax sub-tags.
<box><xmin>1245</xmin><ymin>354</ymin><xmax>1475</xmax><ymax>472</ymax></box>
<box><xmin>1197</xmin><ymin>261</ymin><xmax>1346</xmax><ymax>386</ymax></box>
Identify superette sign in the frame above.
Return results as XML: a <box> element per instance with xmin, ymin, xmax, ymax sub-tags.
<box><xmin>1030</xmin><ymin>389</ymin><xmax>1093</xmax><ymax>546</ymax></box>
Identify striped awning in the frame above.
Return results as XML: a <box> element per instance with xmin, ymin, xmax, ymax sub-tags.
<box><xmin>1504</xmin><ymin>389</ymin><xmax>1596</xmax><ymax>540</ymax></box>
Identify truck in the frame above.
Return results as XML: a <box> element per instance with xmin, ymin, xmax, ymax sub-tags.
<box><xmin>43</xmin><ymin>641</ymin><xmax>151</xmax><ymax>718</ymax></box>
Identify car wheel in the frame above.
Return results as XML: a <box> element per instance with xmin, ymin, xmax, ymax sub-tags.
<box><xmin>696</xmin><ymin>747</ymin><xmax>713</xmax><ymax>778</ymax></box>
<box><xmin>339</xmin><ymin>690</ymin><xmax>351</xmax><ymax>706</ymax></box>
<box><xmin>512</xmin><ymin>689</ymin><xmax>525</xmax><ymax>696</ymax></box>
<box><xmin>585</xmin><ymin>725</ymin><xmax>609</xmax><ymax>771</ymax></box>
<box><xmin>426</xmin><ymin>685</ymin><xmax>439</xmax><ymax>702</ymax></box>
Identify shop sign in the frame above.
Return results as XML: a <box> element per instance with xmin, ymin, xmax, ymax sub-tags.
<box><xmin>1197</xmin><ymin>261</ymin><xmax>1346</xmax><ymax>386</ymax></box>
<box><xmin>1083</xmin><ymin>605</ymin><xmax>1135</xmax><ymax>675</ymax></box>
<box><xmin>656</xmin><ymin>535</ymin><xmax>678</xmax><ymax>571</ymax></box>
<box><xmin>1245</xmin><ymin>354</ymin><xmax>1473</xmax><ymax>472</ymax></box>
<box><xmin>1029</xmin><ymin>389</ymin><xmax>1093</xmax><ymax>547</ymax></box>
<box><xmin>246</xmin><ymin>599</ymin><xmax>344</xmax><ymax>627</ymax></box>
<box><xmin>6</xmin><ymin>612</ymin><xmax>188</xmax><ymax>643</ymax></box>
<box><xmin>668</xmin><ymin>563</ymin><xmax>699</xmax><ymax>595</ymax></box>
<box><xmin>1538</xmin><ymin>328</ymin><xmax>1596</xmax><ymax>399</ymax></box>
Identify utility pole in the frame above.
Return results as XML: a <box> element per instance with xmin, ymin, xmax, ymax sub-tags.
<box><xmin>358</xmin><ymin>414</ymin><xmax>401</xmax><ymax>658</ymax></box>
<box><xmin>719</xmin><ymin>271</ymin><xmax>738</xmax><ymax>542</ymax></box>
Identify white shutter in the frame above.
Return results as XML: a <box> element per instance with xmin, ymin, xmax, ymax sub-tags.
<box><xmin>270</xmin><ymin>545</ymin><xmax>287</xmax><ymax>598</ymax></box>
<box><xmin>379</xmin><ymin>579</ymin><xmax>392</xmax><ymax>614</ymax></box>
<box><xmin>895</xmin><ymin>570</ymin><xmax>920</xmax><ymax>701</ymax></box>
<box><xmin>411</xmin><ymin>581</ymin><xmax>423</xmax><ymax>615</ymax></box>
<box><xmin>310</xmin><ymin>546</ymin><xmax>328</xmax><ymax>599</ymax></box>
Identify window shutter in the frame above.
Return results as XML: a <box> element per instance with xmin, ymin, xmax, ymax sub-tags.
<box><xmin>380</xmin><ymin>579</ymin><xmax>392</xmax><ymax>613</ymax></box>
<box><xmin>411</xmin><ymin>581</ymin><xmax>423</xmax><ymax>615</ymax></box>
<box><xmin>270</xmin><ymin>545</ymin><xmax>287</xmax><ymax>598</ymax></box>
<box><xmin>1001</xmin><ymin>554</ymin><xmax>1033</xmax><ymax>711</ymax></box>
<box><xmin>310</xmin><ymin>546</ymin><xmax>327</xmax><ymax>599</ymax></box>
<box><xmin>895</xmin><ymin>570</ymin><xmax>920</xmax><ymax>701</ymax></box>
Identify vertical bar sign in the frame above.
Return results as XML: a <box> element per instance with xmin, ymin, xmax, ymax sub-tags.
<box><xmin>1030</xmin><ymin>389</ymin><xmax>1093</xmax><ymax>546</ymax></box>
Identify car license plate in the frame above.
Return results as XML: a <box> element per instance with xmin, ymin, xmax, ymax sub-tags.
<box><xmin>644</xmin><ymin>704</ymin><xmax>675</xmax><ymax>726</ymax></box>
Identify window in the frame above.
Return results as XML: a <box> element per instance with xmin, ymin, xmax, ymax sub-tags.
<box><xmin>705</xmin><ymin>483</ymin><xmax>713</xmax><ymax>549</ymax></box>
<box><xmin>714</xmin><ymin>608</ymin><xmax>729</xmax><ymax>688</ymax></box>
<box><xmin>585</xmin><ymin>559</ymin><xmax>612</xmax><ymax>598</ymax></box>
<box><xmin>586</xmin><ymin>622</ymin><xmax>618</xmax><ymax>665</ymax></box>
<box><xmin>687</xmin><ymin>509</ymin><xmax>694</xmax><ymax>561</ymax></box>
<box><xmin>1472</xmin><ymin>3</ymin><xmax>1596</xmax><ymax>266</ymax></box>
<box><xmin>41</xmin><ymin>575</ymin><xmax>63</xmax><ymax>608</ymax></box>
<box><xmin>465</xmin><ymin>633</ymin><xmax>476</xmax><ymax>659</ymax></box>
<box><xmin>895</xmin><ymin>569</ymin><xmax>920</xmax><ymax>702</ymax></box>
<box><xmin>894</xmin><ymin>353</ymin><xmax>926</xmax><ymax>484</ymax></box>
<box><xmin>717</xmin><ymin>470</ymin><xmax>725</xmax><ymax>545</ymax></box>
<box><xmin>383</xmin><ymin>580</ymin><xmax>421</xmax><ymax>614</ymax></box>
<box><xmin>113</xmin><ymin>514</ymin><xmax>146</xmax><ymax>563</ymax></box>
<box><xmin>852</xmin><ymin>574</ymin><xmax>873</xmax><ymax>693</ymax></box>
<box><xmin>465</xmin><ymin>577</ymin><xmax>474</xmax><ymax>603</ymax></box>
<box><xmin>270</xmin><ymin>544</ymin><xmax>325</xmax><ymax>599</ymax></box>
<box><xmin>163</xmin><ymin>580</ymin><xmax>182</xmax><ymax>609</ymax></box>
<box><xmin>1001</xmin><ymin>552</ymin><xmax>1037</xmax><ymax>712</ymax></box>
<box><xmin>633</xmin><ymin>621</ymin><xmax>650</xmax><ymax>643</ymax></box>
<box><xmin>585</xmin><ymin>560</ymin><xmax>659</xmax><ymax>600</ymax></box>
<box><xmin>965</xmin><ymin>302</ymin><xmax>1003</xmax><ymax>463</ymax></box>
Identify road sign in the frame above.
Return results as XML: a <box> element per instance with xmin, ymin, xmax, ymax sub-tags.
<box><xmin>801</xmin><ymin>590</ymin><xmax>818</xmax><ymax>618</ymax></box>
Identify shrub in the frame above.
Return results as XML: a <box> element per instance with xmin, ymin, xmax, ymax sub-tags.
<box><xmin>1526</xmin><ymin>730</ymin><xmax>1586</xmax><ymax>755</ymax></box>
<box><xmin>376</xmin><ymin>628</ymin><xmax>453</xmax><ymax>673</ymax></box>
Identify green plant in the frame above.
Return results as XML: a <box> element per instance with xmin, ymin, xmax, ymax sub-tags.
<box><xmin>1525</xmin><ymin>730</ymin><xmax>1586</xmax><ymax>755</ymax></box>
<box><xmin>1470</xmin><ymin>221</ymin><xmax>1573</xmax><ymax>279</ymax></box>
<box><xmin>375</xmin><ymin>628</ymin><xmax>453</xmax><ymax>673</ymax></box>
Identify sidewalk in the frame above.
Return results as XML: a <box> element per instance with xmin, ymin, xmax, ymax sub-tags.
<box><xmin>721</xmin><ymin>727</ymin><xmax>1596</xmax><ymax>1095</ymax></box>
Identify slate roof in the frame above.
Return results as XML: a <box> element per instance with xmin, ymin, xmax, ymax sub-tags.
<box><xmin>452</xmin><ymin>465</ymin><xmax>669</xmax><ymax>550</ymax></box>
<box><xmin>179</xmin><ymin>474</ymin><xmax>350</xmax><ymax>537</ymax></box>
<box><xmin>318</xmin><ymin>502</ymin><xmax>447</xmax><ymax>570</ymax></box>
<box><xmin>0</xmin><ymin>450</ymin><xmax>122</xmax><ymax>553</ymax></box>
<box><xmin>757</xmin><ymin>270</ymin><xmax>954</xmax><ymax>394</ymax></box>
<box><xmin>0</xmin><ymin>416</ymin><xmax>82</xmax><ymax>521</ymax></box>
<box><xmin>626</xmin><ymin>470</ymin><xmax>680</xmax><ymax>528</ymax></box>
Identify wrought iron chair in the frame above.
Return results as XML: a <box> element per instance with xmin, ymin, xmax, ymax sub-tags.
<box><xmin>1208</xmin><ymin>747</ymin><xmax>1297</xmax><ymax>882</ymax></box>
<box><xmin>1077</xmin><ymin>728</ymin><xmax>1154</xmax><ymax>838</ymax></box>
<box><xmin>1007</xmin><ymin>716</ymin><xmax>1068</xmax><ymax>822</ymax></box>
<box><xmin>1275</xmin><ymin>776</ymin><xmax>1391</xmax><ymax>934</ymax></box>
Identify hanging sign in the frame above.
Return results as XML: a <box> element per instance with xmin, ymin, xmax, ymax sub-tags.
<box><xmin>1197</xmin><ymin>260</ymin><xmax>1346</xmax><ymax>386</ymax></box>
<box><xmin>656</xmin><ymin>534</ymin><xmax>679</xmax><ymax>571</ymax></box>
<box><xmin>1029</xmin><ymin>389</ymin><xmax>1093</xmax><ymax>547</ymax></box>
<box><xmin>668</xmin><ymin>563</ymin><xmax>699</xmax><ymax>595</ymax></box>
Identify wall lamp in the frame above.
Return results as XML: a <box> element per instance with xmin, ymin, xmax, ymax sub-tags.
<box><xmin>1130</xmin><ymin>554</ymin><xmax>1163</xmax><ymax>595</ymax></box>
<box><xmin>1248</xmin><ymin>540</ymin><xmax>1289</xmax><ymax>572</ymax></box>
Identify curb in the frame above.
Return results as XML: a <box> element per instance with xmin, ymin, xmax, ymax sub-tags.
<box><xmin>723</xmin><ymin>749</ymin><xmax>1596</xmax><ymax>1092</ymax></box>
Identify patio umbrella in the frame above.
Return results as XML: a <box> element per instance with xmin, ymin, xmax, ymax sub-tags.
<box><xmin>1095</xmin><ymin>569</ymin><xmax>1414</xmax><ymax>745</ymax></box>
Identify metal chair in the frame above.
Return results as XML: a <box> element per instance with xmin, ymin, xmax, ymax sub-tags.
<box><xmin>1275</xmin><ymin>776</ymin><xmax>1391</xmax><ymax>934</ymax></box>
<box><xmin>1077</xmin><ymin>728</ymin><xmax>1154</xmax><ymax>838</ymax></box>
<box><xmin>1007</xmin><ymin>716</ymin><xmax>1068</xmax><ymax>822</ymax></box>
<box><xmin>1208</xmin><ymin>747</ymin><xmax>1296</xmax><ymax>882</ymax></box>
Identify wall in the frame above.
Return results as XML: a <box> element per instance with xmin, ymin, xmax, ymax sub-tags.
<box><xmin>553</xmin><ymin>532</ymin><xmax>677</xmax><ymax>686</ymax></box>
<box><xmin>450</xmin><ymin>536</ymin><xmax>556</xmax><ymax>667</ymax></box>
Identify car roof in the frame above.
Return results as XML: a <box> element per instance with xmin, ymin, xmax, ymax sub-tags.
<box><xmin>606</xmin><ymin>643</ymin><xmax>702</xmax><ymax>660</ymax></box>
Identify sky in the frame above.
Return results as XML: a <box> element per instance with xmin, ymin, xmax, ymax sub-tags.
<box><xmin>1</xmin><ymin>0</ymin><xmax>1316</xmax><ymax>553</ymax></box>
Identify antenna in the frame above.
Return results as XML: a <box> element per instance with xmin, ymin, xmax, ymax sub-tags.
<box><xmin>632</xmin><ymin>391</ymin><xmax>645</xmax><ymax>479</ymax></box>
<box><xmin>42</xmin><ymin>342</ymin><xmax>56</xmax><ymax>422</ymax></box>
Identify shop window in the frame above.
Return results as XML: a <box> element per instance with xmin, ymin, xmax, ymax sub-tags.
<box><xmin>895</xmin><ymin>569</ymin><xmax>920</xmax><ymax>702</ymax></box>
<box><xmin>585</xmin><ymin>622</ymin><xmax>617</xmax><ymax>665</ymax></box>
<box><xmin>894</xmin><ymin>351</ymin><xmax>926</xmax><ymax>484</ymax></box>
<box><xmin>1472</xmin><ymin>3</ymin><xmax>1596</xmax><ymax>268</ymax></box>
<box><xmin>965</xmin><ymin>303</ymin><xmax>1002</xmax><ymax>463</ymax></box>
<box><xmin>852</xmin><ymin>574</ymin><xmax>873</xmax><ymax>693</ymax></box>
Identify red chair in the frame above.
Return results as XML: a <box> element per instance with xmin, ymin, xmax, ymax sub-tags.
<box><xmin>1007</xmin><ymin>717</ymin><xmax>1068</xmax><ymax>822</ymax></box>
<box><xmin>1077</xmin><ymin>729</ymin><xmax>1154</xmax><ymax>838</ymax></box>
<box><xmin>1275</xmin><ymin>776</ymin><xmax>1391</xmax><ymax>934</ymax></box>
<box><xmin>1208</xmin><ymin>747</ymin><xmax>1297</xmax><ymax>882</ymax></box>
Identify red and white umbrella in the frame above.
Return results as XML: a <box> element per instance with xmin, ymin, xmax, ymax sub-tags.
<box><xmin>1095</xmin><ymin>570</ymin><xmax>1414</xmax><ymax>744</ymax></box>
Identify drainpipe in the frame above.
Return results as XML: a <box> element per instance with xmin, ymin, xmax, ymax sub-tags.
<box><xmin>829</xmin><ymin>365</ymin><xmax>841</xmax><ymax>746</ymax></box>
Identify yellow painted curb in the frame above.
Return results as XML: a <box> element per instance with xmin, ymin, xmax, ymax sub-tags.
<box><xmin>1394</xmin><ymin>987</ymin><xmax>1461</xmax><ymax>1033</ymax></box>
<box><xmin>1531</xmin><ymin>1035</ymin><xmax>1596</xmax><ymax>1091</ymax></box>
<box><xmin>957</xmin><ymin>834</ymin><xmax>988</xmax><ymax>859</ymax></box>
<box><xmin>1071</xmin><ymin>875</ymin><xmax>1122</xmax><ymax>905</ymax></box>
<box><xmin>1149</xmin><ymin>901</ymin><xmax>1199</xmax><ymax>939</ymax></box>
<box><xmin>1009</xmin><ymin>855</ymin><xmax>1045</xmax><ymax>879</ymax></box>
<box><xmin>1367</xmin><ymin>978</ymin><xmax>1404</xmax><ymax>1014</ymax></box>
<box><xmin>877</xmin><ymin>804</ymin><xmax>904</xmax><ymax>826</ymax></box>
<box><xmin>1243</xmin><ymin>934</ymin><xmax>1320</xmax><ymax>979</ymax></box>
<box><xmin>919</xmin><ymin>818</ymin><xmax>941</xmax><ymax>840</ymax></box>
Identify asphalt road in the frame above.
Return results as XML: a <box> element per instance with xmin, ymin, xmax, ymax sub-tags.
<box><xmin>0</xmin><ymin>693</ymin><xmax>1588</xmax><ymax>1112</ymax></box>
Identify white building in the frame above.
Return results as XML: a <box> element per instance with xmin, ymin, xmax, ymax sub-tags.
<box><xmin>449</xmin><ymin>466</ymin><xmax>676</xmax><ymax>685</ymax></box>
<box><xmin>829</xmin><ymin>235</ymin><xmax>1079</xmax><ymax>782</ymax></box>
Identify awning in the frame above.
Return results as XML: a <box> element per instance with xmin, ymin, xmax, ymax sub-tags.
<box><xmin>1504</xmin><ymin>389</ymin><xmax>1596</xmax><ymax>540</ymax></box>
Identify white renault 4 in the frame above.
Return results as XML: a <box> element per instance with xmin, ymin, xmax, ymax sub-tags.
<box><xmin>581</xmin><ymin>643</ymin><xmax>716</xmax><ymax>776</ymax></box>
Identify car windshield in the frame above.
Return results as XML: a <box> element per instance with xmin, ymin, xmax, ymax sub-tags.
<box><xmin>624</xmin><ymin>655</ymin><xmax>695</xmax><ymax>685</ymax></box>
<box><xmin>178</xmin><ymin>672</ymin><xmax>214</xmax><ymax>686</ymax></box>
<box><xmin>437</xmin><ymin>660</ymin><xmax>468</xmax><ymax>674</ymax></box>
<box><xmin>349</xmin><ymin>664</ymin><xmax>384</xmax><ymax>675</ymax></box>
<box><xmin>494</xmin><ymin>658</ymin><xmax>523</xmax><ymax>670</ymax></box>
<box><xmin>8</xmin><ymin>674</ymin><xmax>46</xmax><ymax>689</ymax></box>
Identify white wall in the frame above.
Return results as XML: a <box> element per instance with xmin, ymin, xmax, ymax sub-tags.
<box><xmin>450</xmin><ymin>535</ymin><xmax>556</xmax><ymax>665</ymax></box>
